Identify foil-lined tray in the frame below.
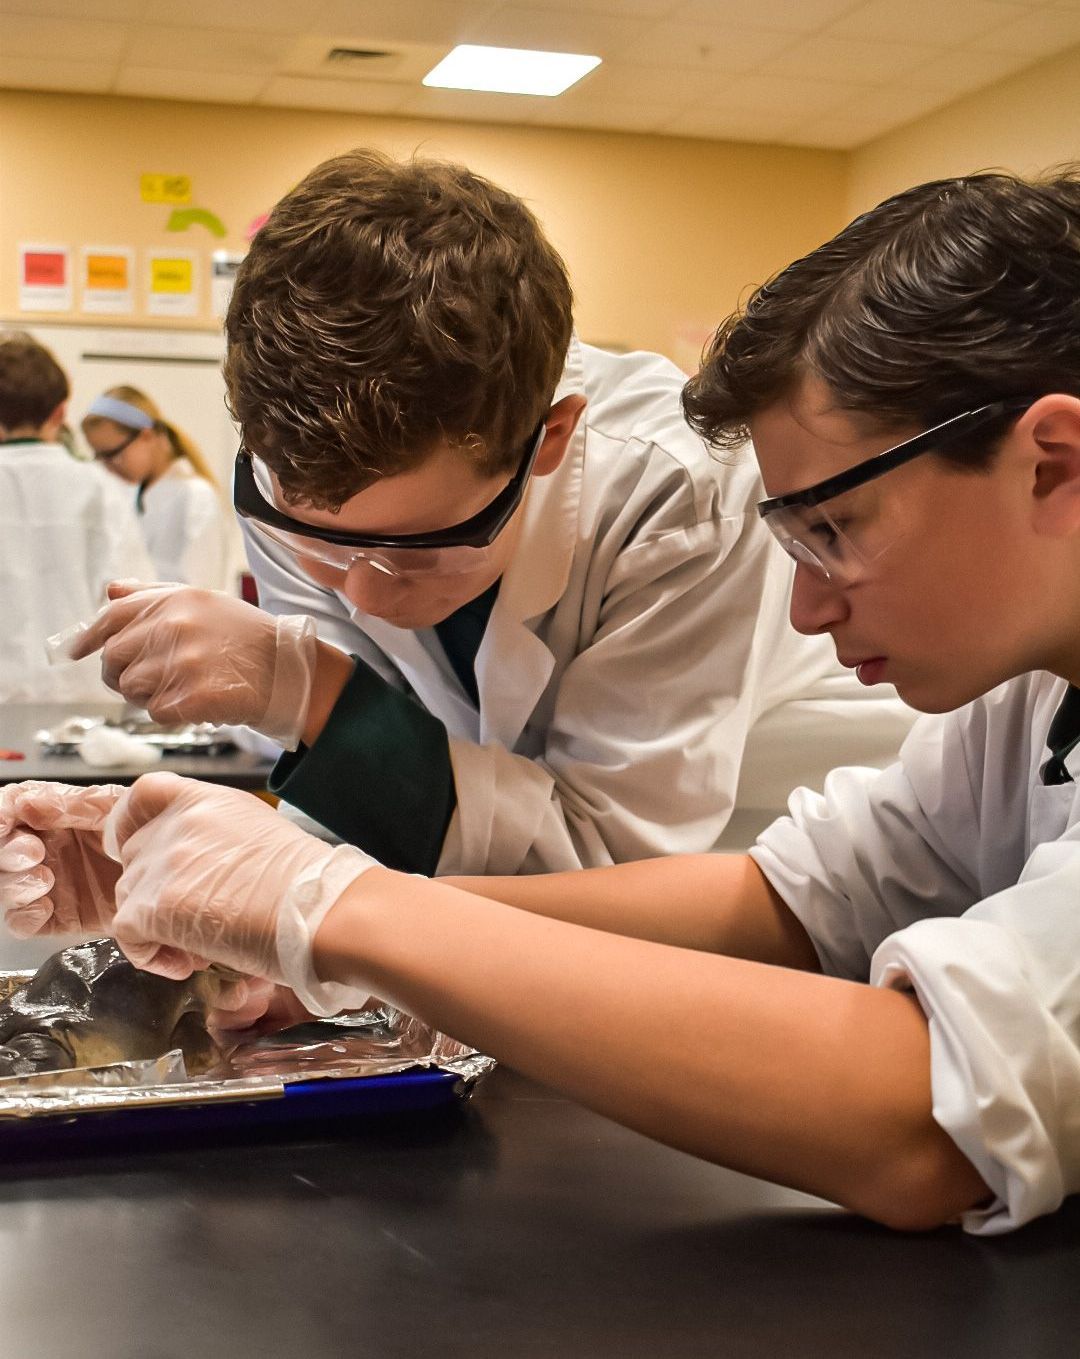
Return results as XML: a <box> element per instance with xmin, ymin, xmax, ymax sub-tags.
<box><xmin>34</xmin><ymin>714</ymin><xmax>236</xmax><ymax>757</ymax></box>
<box><xmin>0</xmin><ymin>969</ymin><xmax>494</xmax><ymax>1123</ymax></box>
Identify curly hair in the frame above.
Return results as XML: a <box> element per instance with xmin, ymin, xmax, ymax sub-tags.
<box><xmin>0</xmin><ymin>331</ymin><xmax>68</xmax><ymax>432</ymax></box>
<box><xmin>225</xmin><ymin>149</ymin><xmax>574</xmax><ymax>510</ymax></box>
<box><xmin>683</xmin><ymin>167</ymin><xmax>1080</xmax><ymax>468</ymax></box>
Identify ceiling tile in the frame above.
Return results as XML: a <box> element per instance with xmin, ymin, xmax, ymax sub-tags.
<box><xmin>0</xmin><ymin>55</ymin><xmax>114</xmax><ymax>93</ymax></box>
<box><xmin>314</xmin><ymin>0</ymin><xmax>500</xmax><ymax>47</ymax></box>
<box><xmin>277</xmin><ymin>35</ymin><xmax>449</xmax><ymax>85</ymax></box>
<box><xmin>902</xmin><ymin>45</ymin><xmax>1031</xmax><ymax>91</ymax></box>
<box><xmin>535</xmin><ymin>93</ymin><xmax>688</xmax><ymax>131</ymax></box>
<box><xmin>970</xmin><ymin>5</ymin><xmax>1080</xmax><ymax>52</ymax></box>
<box><xmin>510</xmin><ymin>0</ymin><xmax>677</xmax><ymax>15</ymax></box>
<box><xmin>257</xmin><ymin>75</ymin><xmax>414</xmax><ymax>113</ymax></box>
<box><xmin>671</xmin><ymin>0</ymin><xmax>871</xmax><ymax>34</ymax></box>
<box><xmin>141</xmin><ymin>0</ymin><xmax>311</xmax><ymax>33</ymax></box>
<box><xmin>456</xmin><ymin>7</ymin><xmax>651</xmax><ymax>58</ymax></box>
<box><xmin>824</xmin><ymin>82</ymin><xmax>952</xmax><ymax>124</ymax></box>
<box><xmin>700</xmin><ymin>72</ymin><xmax>870</xmax><ymax>117</ymax></box>
<box><xmin>0</xmin><ymin>0</ymin><xmax>145</xmax><ymax>16</ymax></box>
<box><xmin>397</xmin><ymin>85</ymin><xmax>552</xmax><ymax>124</ymax></box>
<box><xmin>618</xmin><ymin>21</ymin><xmax>799</xmax><ymax>71</ymax></box>
<box><xmin>660</xmin><ymin>104</ymin><xmax>800</xmax><ymax>142</ymax></box>
<box><xmin>826</xmin><ymin>0</ymin><xmax>1032</xmax><ymax>45</ymax></box>
<box><xmin>114</xmin><ymin>65</ymin><xmax>267</xmax><ymax>102</ymax></box>
<box><xmin>758</xmin><ymin>34</ymin><xmax>947</xmax><ymax>83</ymax></box>
<box><xmin>4</xmin><ymin>14</ymin><xmax>128</xmax><ymax>63</ymax></box>
<box><xmin>570</xmin><ymin>60</ymin><xmax>727</xmax><ymax>101</ymax></box>
<box><xmin>123</xmin><ymin>25</ymin><xmax>292</xmax><ymax>74</ymax></box>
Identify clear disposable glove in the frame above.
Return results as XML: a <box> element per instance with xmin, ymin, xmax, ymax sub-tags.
<box><xmin>66</xmin><ymin>581</ymin><xmax>317</xmax><ymax>751</ymax></box>
<box><xmin>107</xmin><ymin>772</ymin><xmax>379</xmax><ymax>1016</ymax></box>
<box><xmin>0</xmin><ymin>781</ymin><xmax>124</xmax><ymax>937</ymax></box>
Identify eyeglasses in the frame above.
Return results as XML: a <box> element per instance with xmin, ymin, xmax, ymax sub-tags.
<box><xmin>756</xmin><ymin>400</ymin><xmax>1034</xmax><ymax>585</ymax></box>
<box><xmin>91</xmin><ymin>428</ymin><xmax>141</xmax><ymax>461</ymax></box>
<box><xmin>233</xmin><ymin>419</ymin><xmax>547</xmax><ymax>580</ymax></box>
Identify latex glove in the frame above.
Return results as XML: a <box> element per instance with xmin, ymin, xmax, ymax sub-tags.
<box><xmin>67</xmin><ymin>582</ymin><xmax>317</xmax><ymax>751</ymax></box>
<box><xmin>107</xmin><ymin>773</ymin><xmax>379</xmax><ymax>1016</ymax></box>
<box><xmin>0</xmin><ymin>781</ymin><xmax>123</xmax><ymax>937</ymax></box>
<box><xmin>207</xmin><ymin>981</ymin><xmax>321</xmax><ymax>1041</ymax></box>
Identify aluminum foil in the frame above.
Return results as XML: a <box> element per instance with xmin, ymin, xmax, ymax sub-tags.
<box><xmin>34</xmin><ymin>714</ymin><xmax>236</xmax><ymax>756</ymax></box>
<box><xmin>0</xmin><ymin>969</ymin><xmax>494</xmax><ymax>1120</ymax></box>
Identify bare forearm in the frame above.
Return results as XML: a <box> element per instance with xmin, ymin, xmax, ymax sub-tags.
<box><xmin>300</xmin><ymin>641</ymin><xmax>354</xmax><ymax>748</ymax></box>
<box><xmin>316</xmin><ymin>871</ymin><xmax>989</xmax><ymax>1228</ymax></box>
<box><xmin>446</xmin><ymin>853</ymin><xmax>820</xmax><ymax>969</ymax></box>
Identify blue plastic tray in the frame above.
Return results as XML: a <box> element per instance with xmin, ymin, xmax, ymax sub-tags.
<box><xmin>0</xmin><ymin>1067</ymin><xmax>468</xmax><ymax>1157</ymax></box>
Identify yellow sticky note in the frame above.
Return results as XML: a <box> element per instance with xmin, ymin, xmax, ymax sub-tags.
<box><xmin>140</xmin><ymin>173</ymin><xmax>192</xmax><ymax>205</ymax></box>
<box><xmin>150</xmin><ymin>256</ymin><xmax>193</xmax><ymax>294</ymax></box>
<box><xmin>86</xmin><ymin>253</ymin><xmax>129</xmax><ymax>289</ymax></box>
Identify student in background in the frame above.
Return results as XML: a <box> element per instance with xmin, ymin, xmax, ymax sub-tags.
<box><xmin>81</xmin><ymin>386</ymin><xmax>227</xmax><ymax>591</ymax></box>
<box><xmin>0</xmin><ymin>334</ymin><xmax>152</xmax><ymax>702</ymax></box>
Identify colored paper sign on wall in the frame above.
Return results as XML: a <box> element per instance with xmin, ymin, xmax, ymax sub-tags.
<box><xmin>167</xmin><ymin>206</ymin><xmax>227</xmax><ymax>239</ymax></box>
<box><xmin>211</xmin><ymin>249</ymin><xmax>244</xmax><ymax>320</ymax></box>
<box><xmin>81</xmin><ymin>246</ymin><xmax>134</xmax><ymax>316</ymax></box>
<box><xmin>146</xmin><ymin>250</ymin><xmax>198</xmax><ymax>317</ymax></box>
<box><xmin>140</xmin><ymin>173</ymin><xmax>192</xmax><ymax>205</ymax></box>
<box><xmin>18</xmin><ymin>243</ymin><xmax>72</xmax><ymax>312</ymax></box>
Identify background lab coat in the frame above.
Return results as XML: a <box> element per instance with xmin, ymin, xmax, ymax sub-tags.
<box><xmin>244</xmin><ymin>339</ymin><xmax>916</xmax><ymax>874</ymax></box>
<box><xmin>752</xmin><ymin>669</ymin><xmax>1080</xmax><ymax>1235</ymax></box>
<box><xmin>0</xmin><ymin>442</ymin><xmax>154</xmax><ymax>703</ymax></box>
<box><xmin>136</xmin><ymin>459</ymin><xmax>227</xmax><ymax>590</ymax></box>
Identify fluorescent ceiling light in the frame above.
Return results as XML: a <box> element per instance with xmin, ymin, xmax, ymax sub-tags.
<box><xmin>423</xmin><ymin>45</ymin><xmax>601</xmax><ymax>97</ymax></box>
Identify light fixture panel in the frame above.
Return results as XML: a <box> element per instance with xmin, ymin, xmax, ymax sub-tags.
<box><xmin>423</xmin><ymin>45</ymin><xmax>601</xmax><ymax>98</ymax></box>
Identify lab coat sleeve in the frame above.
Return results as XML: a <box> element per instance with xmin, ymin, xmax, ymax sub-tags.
<box><xmin>752</xmin><ymin>712</ymin><xmax>1080</xmax><ymax>1234</ymax></box>
<box><xmin>439</xmin><ymin>506</ymin><xmax>773</xmax><ymax>875</ymax></box>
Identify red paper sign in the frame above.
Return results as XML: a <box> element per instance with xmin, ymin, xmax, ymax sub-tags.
<box><xmin>23</xmin><ymin>251</ymin><xmax>67</xmax><ymax>286</ymax></box>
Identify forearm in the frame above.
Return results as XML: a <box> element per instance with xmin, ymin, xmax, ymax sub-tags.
<box><xmin>446</xmin><ymin>853</ymin><xmax>820</xmax><ymax>969</ymax></box>
<box><xmin>316</xmin><ymin>871</ymin><xmax>990</xmax><ymax>1228</ymax></box>
<box><xmin>300</xmin><ymin>640</ymin><xmax>354</xmax><ymax>748</ymax></box>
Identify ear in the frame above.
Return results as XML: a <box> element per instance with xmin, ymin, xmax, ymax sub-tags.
<box><xmin>1025</xmin><ymin>395</ymin><xmax>1080</xmax><ymax>536</ymax></box>
<box><xmin>533</xmin><ymin>395</ymin><xmax>587</xmax><ymax>477</ymax></box>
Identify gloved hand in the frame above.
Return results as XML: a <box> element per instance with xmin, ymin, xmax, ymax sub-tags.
<box><xmin>67</xmin><ymin>582</ymin><xmax>317</xmax><ymax>751</ymax></box>
<box><xmin>107</xmin><ymin>772</ymin><xmax>379</xmax><ymax>1016</ymax></box>
<box><xmin>0</xmin><ymin>781</ymin><xmax>123</xmax><ymax>937</ymax></box>
<box><xmin>207</xmin><ymin>981</ymin><xmax>322</xmax><ymax>1041</ymax></box>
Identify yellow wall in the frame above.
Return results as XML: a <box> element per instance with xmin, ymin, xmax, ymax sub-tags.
<box><xmin>0</xmin><ymin>89</ymin><xmax>845</xmax><ymax>370</ymax></box>
<box><xmin>848</xmin><ymin>43</ymin><xmax>1080</xmax><ymax>217</ymax></box>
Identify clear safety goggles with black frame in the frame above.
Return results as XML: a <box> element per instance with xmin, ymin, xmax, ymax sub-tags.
<box><xmin>756</xmin><ymin>400</ymin><xmax>1035</xmax><ymax>585</ymax></box>
<box><xmin>234</xmin><ymin>418</ymin><xmax>547</xmax><ymax>580</ymax></box>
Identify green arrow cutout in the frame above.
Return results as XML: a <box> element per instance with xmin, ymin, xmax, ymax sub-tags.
<box><xmin>166</xmin><ymin>206</ymin><xmax>227</xmax><ymax>238</ymax></box>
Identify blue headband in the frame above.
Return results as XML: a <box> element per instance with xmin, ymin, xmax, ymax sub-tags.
<box><xmin>85</xmin><ymin>395</ymin><xmax>154</xmax><ymax>430</ymax></box>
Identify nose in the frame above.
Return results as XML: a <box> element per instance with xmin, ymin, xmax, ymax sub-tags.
<box><xmin>789</xmin><ymin>561</ymin><xmax>849</xmax><ymax>636</ymax></box>
<box><xmin>340</xmin><ymin>558</ymin><xmax>411</xmax><ymax>613</ymax></box>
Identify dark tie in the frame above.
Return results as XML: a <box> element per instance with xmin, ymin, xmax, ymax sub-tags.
<box><xmin>1041</xmin><ymin>684</ymin><xmax>1080</xmax><ymax>786</ymax></box>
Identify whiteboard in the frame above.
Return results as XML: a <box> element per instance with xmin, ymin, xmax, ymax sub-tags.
<box><xmin>14</xmin><ymin>322</ymin><xmax>247</xmax><ymax>588</ymax></box>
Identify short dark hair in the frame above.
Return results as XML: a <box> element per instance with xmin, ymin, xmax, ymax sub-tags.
<box><xmin>683</xmin><ymin>167</ymin><xmax>1080</xmax><ymax>468</ymax></box>
<box><xmin>224</xmin><ymin>148</ymin><xmax>575</xmax><ymax>511</ymax></box>
<box><xmin>0</xmin><ymin>331</ymin><xmax>69</xmax><ymax>432</ymax></box>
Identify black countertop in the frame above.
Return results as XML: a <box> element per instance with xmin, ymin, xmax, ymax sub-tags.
<box><xmin>0</xmin><ymin>1068</ymin><xmax>1075</xmax><ymax>1359</ymax></box>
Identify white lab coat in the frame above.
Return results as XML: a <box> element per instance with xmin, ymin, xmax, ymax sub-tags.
<box><xmin>136</xmin><ymin>460</ymin><xmax>227</xmax><ymax>590</ymax></box>
<box><xmin>751</xmin><ymin>669</ymin><xmax>1080</xmax><ymax>1234</ymax></box>
<box><xmin>0</xmin><ymin>441</ymin><xmax>154</xmax><ymax>703</ymax></box>
<box><xmin>244</xmin><ymin>339</ymin><xmax>915</xmax><ymax>873</ymax></box>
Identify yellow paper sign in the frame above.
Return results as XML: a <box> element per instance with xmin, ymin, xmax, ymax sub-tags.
<box><xmin>140</xmin><ymin>173</ymin><xmax>192</xmax><ymax>205</ymax></box>
<box><xmin>85</xmin><ymin>253</ymin><xmax>129</xmax><ymax>289</ymax></box>
<box><xmin>149</xmin><ymin>256</ymin><xmax>193</xmax><ymax>294</ymax></box>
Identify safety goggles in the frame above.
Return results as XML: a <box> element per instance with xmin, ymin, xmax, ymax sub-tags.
<box><xmin>234</xmin><ymin>419</ymin><xmax>546</xmax><ymax>579</ymax></box>
<box><xmin>91</xmin><ymin>427</ymin><xmax>141</xmax><ymax>461</ymax></box>
<box><xmin>756</xmin><ymin>400</ymin><xmax>1034</xmax><ymax>585</ymax></box>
